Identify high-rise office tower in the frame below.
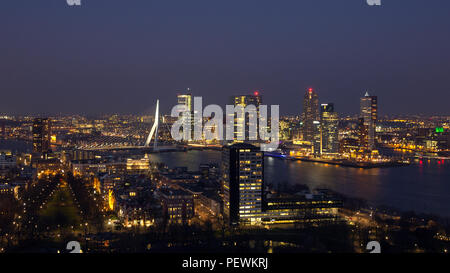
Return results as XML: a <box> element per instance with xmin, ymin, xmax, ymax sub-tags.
<box><xmin>358</xmin><ymin>117</ymin><xmax>368</xmax><ymax>149</ymax></box>
<box><xmin>221</xmin><ymin>143</ymin><xmax>264</xmax><ymax>226</ymax></box>
<box><xmin>302</xmin><ymin>88</ymin><xmax>320</xmax><ymax>143</ymax></box>
<box><xmin>320</xmin><ymin>103</ymin><xmax>339</xmax><ymax>156</ymax></box>
<box><xmin>32</xmin><ymin>118</ymin><xmax>52</xmax><ymax>156</ymax></box>
<box><xmin>312</xmin><ymin>121</ymin><xmax>321</xmax><ymax>157</ymax></box>
<box><xmin>360</xmin><ymin>92</ymin><xmax>377</xmax><ymax>150</ymax></box>
<box><xmin>230</xmin><ymin>91</ymin><xmax>262</xmax><ymax>142</ymax></box>
<box><xmin>177</xmin><ymin>92</ymin><xmax>192</xmax><ymax>112</ymax></box>
<box><xmin>177</xmin><ymin>91</ymin><xmax>194</xmax><ymax>140</ymax></box>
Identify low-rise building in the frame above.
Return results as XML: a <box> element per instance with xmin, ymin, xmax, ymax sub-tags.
<box><xmin>261</xmin><ymin>191</ymin><xmax>343</xmax><ymax>227</ymax></box>
<box><xmin>126</xmin><ymin>154</ymin><xmax>150</xmax><ymax>175</ymax></box>
<box><xmin>0</xmin><ymin>153</ymin><xmax>16</xmax><ymax>169</ymax></box>
<box><xmin>110</xmin><ymin>175</ymin><xmax>160</xmax><ymax>227</ymax></box>
<box><xmin>0</xmin><ymin>184</ymin><xmax>20</xmax><ymax>199</ymax></box>
<box><xmin>72</xmin><ymin>159</ymin><xmax>126</xmax><ymax>176</ymax></box>
<box><xmin>158</xmin><ymin>188</ymin><xmax>194</xmax><ymax>225</ymax></box>
<box><xmin>36</xmin><ymin>158</ymin><xmax>62</xmax><ymax>178</ymax></box>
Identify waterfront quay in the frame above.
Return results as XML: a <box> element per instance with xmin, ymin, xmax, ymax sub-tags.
<box><xmin>265</xmin><ymin>152</ymin><xmax>411</xmax><ymax>169</ymax></box>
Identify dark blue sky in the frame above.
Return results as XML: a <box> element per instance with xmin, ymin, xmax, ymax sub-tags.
<box><xmin>1</xmin><ymin>0</ymin><xmax>449</xmax><ymax>116</ymax></box>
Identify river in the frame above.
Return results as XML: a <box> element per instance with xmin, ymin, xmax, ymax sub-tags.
<box><xmin>149</xmin><ymin>150</ymin><xmax>450</xmax><ymax>217</ymax></box>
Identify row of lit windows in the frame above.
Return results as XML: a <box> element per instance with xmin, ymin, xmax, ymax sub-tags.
<box><xmin>239</xmin><ymin>183</ymin><xmax>261</xmax><ymax>186</ymax></box>
<box><xmin>240</xmin><ymin>185</ymin><xmax>262</xmax><ymax>189</ymax></box>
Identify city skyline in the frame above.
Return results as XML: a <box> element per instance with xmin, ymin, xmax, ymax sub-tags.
<box><xmin>0</xmin><ymin>88</ymin><xmax>448</xmax><ymax>118</ymax></box>
<box><xmin>1</xmin><ymin>0</ymin><xmax>450</xmax><ymax>257</ymax></box>
<box><xmin>1</xmin><ymin>88</ymin><xmax>449</xmax><ymax>254</ymax></box>
<box><xmin>1</xmin><ymin>1</ymin><xmax>450</xmax><ymax>115</ymax></box>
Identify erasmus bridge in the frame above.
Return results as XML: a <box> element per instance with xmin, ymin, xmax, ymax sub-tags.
<box><xmin>144</xmin><ymin>99</ymin><xmax>159</xmax><ymax>149</ymax></box>
<box><xmin>79</xmin><ymin>100</ymin><xmax>178</xmax><ymax>152</ymax></box>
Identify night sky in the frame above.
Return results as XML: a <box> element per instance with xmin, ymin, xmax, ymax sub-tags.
<box><xmin>1</xmin><ymin>0</ymin><xmax>449</xmax><ymax>116</ymax></box>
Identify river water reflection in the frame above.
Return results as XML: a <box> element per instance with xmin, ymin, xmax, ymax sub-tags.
<box><xmin>150</xmin><ymin>150</ymin><xmax>450</xmax><ymax>217</ymax></box>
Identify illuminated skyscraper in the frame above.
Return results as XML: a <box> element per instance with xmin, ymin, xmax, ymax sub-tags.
<box><xmin>221</xmin><ymin>143</ymin><xmax>264</xmax><ymax>226</ymax></box>
<box><xmin>302</xmin><ymin>88</ymin><xmax>320</xmax><ymax>143</ymax></box>
<box><xmin>320</xmin><ymin>103</ymin><xmax>339</xmax><ymax>156</ymax></box>
<box><xmin>32</xmin><ymin>118</ymin><xmax>52</xmax><ymax>157</ymax></box>
<box><xmin>312</xmin><ymin>121</ymin><xmax>321</xmax><ymax>157</ymax></box>
<box><xmin>358</xmin><ymin>117</ymin><xmax>368</xmax><ymax>149</ymax></box>
<box><xmin>230</xmin><ymin>91</ymin><xmax>262</xmax><ymax>142</ymax></box>
<box><xmin>177</xmin><ymin>91</ymin><xmax>194</xmax><ymax>140</ymax></box>
<box><xmin>360</xmin><ymin>92</ymin><xmax>377</xmax><ymax>150</ymax></box>
<box><xmin>177</xmin><ymin>92</ymin><xmax>192</xmax><ymax>112</ymax></box>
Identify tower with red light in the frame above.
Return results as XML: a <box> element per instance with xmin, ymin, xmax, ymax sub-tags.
<box><xmin>360</xmin><ymin>91</ymin><xmax>378</xmax><ymax>150</ymax></box>
<box><xmin>302</xmin><ymin>87</ymin><xmax>320</xmax><ymax>144</ymax></box>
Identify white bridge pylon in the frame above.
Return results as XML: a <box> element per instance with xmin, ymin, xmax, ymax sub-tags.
<box><xmin>145</xmin><ymin>99</ymin><xmax>159</xmax><ymax>149</ymax></box>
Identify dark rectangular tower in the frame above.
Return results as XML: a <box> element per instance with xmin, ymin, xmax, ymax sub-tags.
<box><xmin>302</xmin><ymin>88</ymin><xmax>320</xmax><ymax>144</ymax></box>
<box><xmin>221</xmin><ymin>143</ymin><xmax>264</xmax><ymax>226</ymax></box>
<box><xmin>32</xmin><ymin>118</ymin><xmax>52</xmax><ymax>157</ymax></box>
